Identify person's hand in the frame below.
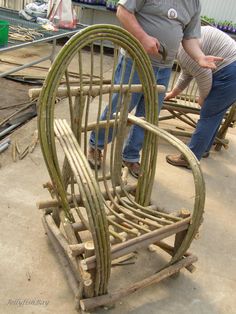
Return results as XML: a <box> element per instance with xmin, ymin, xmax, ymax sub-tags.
<box><xmin>197</xmin><ymin>55</ymin><xmax>224</xmax><ymax>69</ymax></box>
<box><xmin>140</xmin><ymin>34</ymin><xmax>159</xmax><ymax>56</ymax></box>
<box><xmin>164</xmin><ymin>92</ymin><xmax>174</xmax><ymax>101</ymax></box>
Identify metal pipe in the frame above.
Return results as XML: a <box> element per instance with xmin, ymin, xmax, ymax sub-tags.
<box><xmin>0</xmin><ymin>123</ymin><xmax>21</xmax><ymax>138</ymax></box>
<box><xmin>0</xmin><ymin>142</ymin><xmax>9</xmax><ymax>153</ymax></box>
<box><xmin>0</xmin><ymin>137</ymin><xmax>11</xmax><ymax>145</ymax></box>
<box><xmin>0</xmin><ymin>55</ymin><xmax>51</xmax><ymax>78</ymax></box>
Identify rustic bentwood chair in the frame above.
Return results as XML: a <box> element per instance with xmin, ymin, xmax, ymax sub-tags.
<box><xmin>34</xmin><ymin>25</ymin><xmax>205</xmax><ymax>311</ymax></box>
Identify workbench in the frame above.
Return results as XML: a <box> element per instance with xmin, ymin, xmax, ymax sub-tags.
<box><xmin>0</xmin><ymin>7</ymin><xmax>86</xmax><ymax>78</ymax></box>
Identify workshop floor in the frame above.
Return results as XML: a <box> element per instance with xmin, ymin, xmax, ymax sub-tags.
<box><xmin>0</xmin><ymin>43</ymin><xmax>235</xmax><ymax>314</ymax></box>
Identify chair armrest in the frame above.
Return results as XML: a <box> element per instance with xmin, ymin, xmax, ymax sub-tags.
<box><xmin>127</xmin><ymin>114</ymin><xmax>205</xmax><ymax>263</ymax></box>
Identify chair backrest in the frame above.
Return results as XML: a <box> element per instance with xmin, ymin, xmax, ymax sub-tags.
<box><xmin>38</xmin><ymin>24</ymin><xmax>162</xmax><ymax>206</ymax></box>
<box><xmin>167</xmin><ymin>62</ymin><xmax>200</xmax><ymax>107</ymax></box>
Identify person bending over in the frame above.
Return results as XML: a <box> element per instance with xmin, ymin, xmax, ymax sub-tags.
<box><xmin>165</xmin><ymin>26</ymin><xmax>236</xmax><ymax>168</ymax></box>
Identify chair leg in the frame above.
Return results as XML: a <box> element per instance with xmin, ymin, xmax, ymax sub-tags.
<box><xmin>173</xmin><ymin>230</ymin><xmax>188</xmax><ymax>255</ymax></box>
<box><xmin>171</xmin><ymin>230</ymin><xmax>188</xmax><ymax>278</ymax></box>
<box><xmin>171</xmin><ymin>208</ymin><xmax>191</xmax><ymax>277</ymax></box>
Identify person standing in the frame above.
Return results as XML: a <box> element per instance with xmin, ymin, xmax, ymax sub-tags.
<box><xmin>165</xmin><ymin>26</ymin><xmax>236</xmax><ymax>168</ymax></box>
<box><xmin>89</xmin><ymin>1</ymin><xmax>222</xmax><ymax>177</ymax></box>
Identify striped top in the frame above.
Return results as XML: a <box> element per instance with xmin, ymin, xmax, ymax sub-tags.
<box><xmin>175</xmin><ymin>26</ymin><xmax>236</xmax><ymax>99</ymax></box>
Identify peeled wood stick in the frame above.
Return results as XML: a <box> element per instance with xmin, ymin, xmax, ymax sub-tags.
<box><xmin>72</xmin><ymin>213</ymin><xmax>124</xmax><ymax>232</ymax></box>
<box><xmin>111</xmin><ymin>252</ymin><xmax>136</xmax><ymax>266</ymax></box>
<box><xmin>69</xmin><ymin>231</ymin><xmax>128</xmax><ymax>257</ymax></box>
<box><xmin>84</xmin><ymin>241</ymin><xmax>96</xmax><ymax>298</ymax></box>
<box><xmin>19</xmin><ymin>146</ymin><xmax>29</xmax><ymax>160</ymax></box>
<box><xmin>12</xmin><ymin>141</ymin><xmax>17</xmax><ymax>162</ymax></box>
<box><xmin>80</xmin><ymin>254</ymin><xmax>197</xmax><ymax>311</ymax></box>
<box><xmin>72</xmin><ymin>221</ymin><xmax>87</xmax><ymax>232</ymax></box>
<box><xmin>69</xmin><ymin>243</ymin><xmax>85</xmax><ymax>257</ymax></box>
<box><xmin>29</xmin><ymin>84</ymin><xmax>166</xmax><ymax>99</ymax></box>
<box><xmin>63</xmin><ymin>222</ymin><xmax>78</xmax><ymax>245</ymax></box>
<box><xmin>109</xmin><ymin>229</ymin><xmax>127</xmax><ymax>242</ymax></box>
<box><xmin>80</xmin><ymin>219</ymin><xmax>190</xmax><ymax>271</ymax></box>
<box><xmin>43</xmin><ymin>214</ymin><xmax>90</xmax><ymax>282</ymax></box>
<box><xmin>41</xmin><ymin>215</ymin><xmax>83</xmax><ymax>301</ymax></box>
<box><xmin>29</xmin><ymin>130</ymin><xmax>39</xmax><ymax>153</ymax></box>
<box><xmin>148</xmin><ymin>242</ymin><xmax>196</xmax><ymax>273</ymax></box>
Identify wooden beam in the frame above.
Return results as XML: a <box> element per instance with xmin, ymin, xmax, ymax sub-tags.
<box><xmin>80</xmin><ymin>254</ymin><xmax>197</xmax><ymax>311</ymax></box>
<box><xmin>29</xmin><ymin>84</ymin><xmax>166</xmax><ymax>99</ymax></box>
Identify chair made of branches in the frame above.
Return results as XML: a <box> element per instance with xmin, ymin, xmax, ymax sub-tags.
<box><xmin>161</xmin><ymin>61</ymin><xmax>236</xmax><ymax>151</ymax></box>
<box><xmin>34</xmin><ymin>25</ymin><xmax>205</xmax><ymax>312</ymax></box>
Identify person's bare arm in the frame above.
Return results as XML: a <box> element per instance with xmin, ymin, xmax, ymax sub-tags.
<box><xmin>165</xmin><ymin>71</ymin><xmax>193</xmax><ymax>100</ymax></box>
<box><xmin>116</xmin><ymin>5</ymin><xmax>159</xmax><ymax>56</ymax></box>
<box><xmin>182</xmin><ymin>38</ymin><xmax>223</xmax><ymax>69</ymax></box>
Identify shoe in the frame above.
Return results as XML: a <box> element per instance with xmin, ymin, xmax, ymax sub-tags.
<box><xmin>202</xmin><ymin>151</ymin><xmax>210</xmax><ymax>158</ymax></box>
<box><xmin>122</xmin><ymin>161</ymin><xmax>140</xmax><ymax>178</ymax></box>
<box><xmin>88</xmin><ymin>147</ymin><xmax>102</xmax><ymax>169</ymax></box>
<box><xmin>166</xmin><ymin>153</ymin><xmax>190</xmax><ymax>169</ymax></box>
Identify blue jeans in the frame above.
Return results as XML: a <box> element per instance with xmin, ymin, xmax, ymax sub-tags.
<box><xmin>89</xmin><ymin>55</ymin><xmax>171</xmax><ymax>162</ymax></box>
<box><xmin>188</xmin><ymin>60</ymin><xmax>236</xmax><ymax>160</ymax></box>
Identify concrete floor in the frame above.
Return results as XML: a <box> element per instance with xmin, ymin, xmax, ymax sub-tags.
<box><xmin>0</xmin><ymin>43</ymin><xmax>236</xmax><ymax>314</ymax></box>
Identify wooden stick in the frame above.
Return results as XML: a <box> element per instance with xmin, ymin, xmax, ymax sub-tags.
<box><xmin>41</xmin><ymin>216</ymin><xmax>83</xmax><ymax>301</ymax></box>
<box><xmin>37</xmin><ymin>184</ymin><xmax>137</xmax><ymax>209</ymax></box>
<box><xmin>29</xmin><ymin>84</ymin><xmax>166</xmax><ymax>99</ymax></box>
<box><xmin>63</xmin><ymin>222</ymin><xmax>78</xmax><ymax>245</ymax></box>
<box><xmin>12</xmin><ymin>141</ymin><xmax>17</xmax><ymax>162</ymax></box>
<box><xmin>83</xmin><ymin>241</ymin><xmax>95</xmax><ymax>298</ymax></box>
<box><xmin>43</xmin><ymin>214</ymin><xmax>90</xmax><ymax>282</ymax></box>
<box><xmin>80</xmin><ymin>254</ymin><xmax>197</xmax><ymax>311</ymax></box>
<box><xmin>80</xmin><ymin>219</ymin><xmax>190</xmax><ymax>271</ymax></box>
<box><xmin>72</xmin><ymin>221</ymin><xmax>87</xmax><ymax>232</ymax></box>
<box><xmin>69</xmin><ymin>244</ymin><xmax>85</xmax><ymax>257</ymax></box>
<box><xmin>72</xmin><ymin>213</ymin><xmax>126</xmax><ymax>233</ymax></box>
<box><xmin>111</xmin><ymin>253</ymin><xmax>136</xmax><ymax>266</ymax></box>
<box><xmin>149</xmin><ymin>241</ymin><xmax>196</xmax><ymax>273</ymax></box>
<box><xmin>69</xmin><ymin>232</ymin><xmax>128</xmax><ymax>257</ymax></box>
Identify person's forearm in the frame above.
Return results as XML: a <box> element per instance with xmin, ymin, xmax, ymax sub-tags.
<box><xmin>182</xmin><ymin>38</ymin><xmax>204</xmax><ymax>63</ymax></box>
<box><xmin>165</xmin><ymin>71</ymin><xmax>193</xmax><ymax>101</ymax></box>
<box><xmin>116</xmin><ymin>5</ymin><xmax>159</xmax><ymax>55</ymax></box>
<box><xmin>182</xmin><ymin>38</ymin><xmax>223</xmax><ymax>69</ymax></box>
<box><xmin>117</xmin><ymin>6</ymin><xmax>148</xmax><ymax>44</ymax></box>
<box><xmin>169</xmin><ymin>87</ymin><xmax>182</xmax><ymax>98</ymax></box>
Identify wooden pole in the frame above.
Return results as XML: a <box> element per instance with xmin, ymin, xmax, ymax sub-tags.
<box><xmin>149</xmin><ymin>241</ymin><xmax>196</xmax><ymax>273</ymax></box>
<box><xmin>83</xmin><ymin>241</ymin><xmax>96</xmax><ymax>298</ymax></box>
<box><xmin>80</xmin><ymin>254</ymin><xmax>197</xmax><ymax>311</ymax></box>
<box><xmin>80</xmin><ymin>219</ymin><xmax>190</xmax><ymax>271</ymax></box>
<box><xmin>37</xmin><ymin>184</ymin><xmax>137</xmax><ymax>209</ymax></box>
<box><xmin>29</xmin><ymin>84</ymin><xmax>166</xmax><ymax>99</ymax></box>
<box><xmin>41</xmin><ymin>215</ymin><xmax>83</xmax><ymax>304</ymax></box>
<box><xmin>69</xmin><ymin>232</ymin><xmax>128</xmax><ymax>257</ymax></box>
<box><xmin>43</xmin><ymin>214</ymin><xmax>91</xmax><ymax>282</ymax></box>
